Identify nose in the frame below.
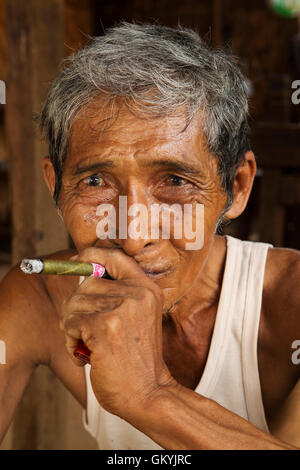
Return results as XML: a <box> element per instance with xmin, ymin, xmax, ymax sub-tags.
<box><xmin>118</xmin><ymin>237</ymin><xmax>154</xmax><ymax>257</ymax></box>
<box><xmin>114</xmin><ymin>185</ymin><xmax>159</xmax><ymax>257</ymax></box>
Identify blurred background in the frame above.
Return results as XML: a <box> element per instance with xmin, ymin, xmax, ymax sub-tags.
<box><xmin>0</xmin><ymin>0</ymin><xmax>299</xmax><ymax>450</ymax></box>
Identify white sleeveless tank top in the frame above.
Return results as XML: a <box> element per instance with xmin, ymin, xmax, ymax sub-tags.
<box><xmin>81</xmin><ymin>235</ymin><xmax>273</xmax><ymax>449</ymax></box>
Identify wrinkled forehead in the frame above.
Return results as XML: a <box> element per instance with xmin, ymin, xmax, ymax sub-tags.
<box><xmin>67</xmin><ymin>96</ymin><xmax>210</xmax><ymax>162</ymax></box>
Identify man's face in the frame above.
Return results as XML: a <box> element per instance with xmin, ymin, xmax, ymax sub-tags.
<box><xmin>58</xmin><ymin>99</ymin><xmax>227</xmax><ymax>311</ymax></box>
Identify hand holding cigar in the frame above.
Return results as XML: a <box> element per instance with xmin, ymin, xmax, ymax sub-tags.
<box><xmin>20</xmin><ymin>258</ymin><xmax>113</xmax><ymax>364</ymax></box>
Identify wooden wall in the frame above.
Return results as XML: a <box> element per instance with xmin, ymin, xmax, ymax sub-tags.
<box><xmin>0</xmin><ymin>0</ymin><xmax>5</xmax><ymax>83</ymax></box>
<box><xmin>94</xmin><ymin>0</ymin><xmax>299</xmax><ymax>122</ymax></box>
<box><xmin>0</xmin><ymin>0</ymin><xmax>97</xmax><ymax>450</ymax></box>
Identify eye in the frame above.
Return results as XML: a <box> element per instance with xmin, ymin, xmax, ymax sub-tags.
<box><xmin>166</xmin><ymin>175</ymin><xmax>187</xmax><ymax>187</ymax></box>
<box><xmin>83</xmin><ymin>174</ymin><xmax>103</xmax><ymax>187</ymax></box>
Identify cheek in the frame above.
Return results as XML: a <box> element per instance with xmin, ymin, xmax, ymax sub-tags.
<box><xmin>59</xmin><ymin>180</ymin><xmax>120</xmax><ymax>245</ymax></box>
<box><xmin>167</xmin><ymin>200</ymin><xmax>220</xmax><ymax>252</ymax></box>
<box><xmin>61</xmin><ymin>199</ymin><xmax>101</xmax><ymax>249</ymax></box>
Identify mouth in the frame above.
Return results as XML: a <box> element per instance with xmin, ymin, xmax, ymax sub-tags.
<box><xmin>140</xmin><ymin>265</ymin><xmax>175</xmax><ymax>279</ymax></box>
<box><xmin>144</xmin><ymin>271</ymin><xmax>166</xmax><ymax>279</ymax></box>
<box><xmin>135</xmin><ymin>253</ymin><xmax>177</xmax><ymax>280</ymax></box>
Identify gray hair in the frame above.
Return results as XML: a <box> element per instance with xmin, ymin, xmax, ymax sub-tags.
<box><xmin>38</xmin><ymin>22</ymin><xmax>250</xmax><ymax>206</ymax></box>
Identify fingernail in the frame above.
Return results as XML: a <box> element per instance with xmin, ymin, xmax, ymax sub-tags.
<box><xmin>74</xmin><ymin>350</ymin><xmax>90</xmax><ymax>364</ymax></box>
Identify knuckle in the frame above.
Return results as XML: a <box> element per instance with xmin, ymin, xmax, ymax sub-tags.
<box><xmin>97</xmin><ymin>295</ymin><xmax>123</xmax><ymax>312</ymax></box>
<box><xmin>141</xmin><ymin>286</ymin><xmax>156</xmax><ymax>304</ymax></box>
<box><xmin>72</xmin><ymin>293</ymin><xmax>87</xmax><ymax>306</ymax></box>
<box><xmin>64</xmin><ymin>313</ymin><xmax>84</xmax><ymax>331</ymax></box>
<box><xmin>76</xmin><ymin>247</ymin><xmax>99</xmax><ymax>262</ymax></box>
<box><xmin>121</xmin><ymin>295</ymin><xmax>137</xmax><ymax>310</ymax></box>
<box><xmin>107</xmin><ymin>249</ymin><xmax>123</xmax><ymax>260</ymax></box>
<box><xmin>104</xmin><ymin>312</ymin><xmax>122</xmax><ymax>334</ymax></box>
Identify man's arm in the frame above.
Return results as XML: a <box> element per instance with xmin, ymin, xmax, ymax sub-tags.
<box><xmin>135</xmin><ymin>248</ymin><xmax>299</xmax><ymax>450</ymax></box>
<box><xmin>270</xmin><ymin>379</ymin><xmax>300</xmax><ymax>448</ymax></box>
<box><xmin>0</xmin><ymin>266</ymin><xmax>52</xmax><ymax>442</ymax></box>
<box><xmin>128</xmin><ymin>382</ymin><xmax>296</xmax><ymax>450</ymax></box>
<box><xmin>260</xmin><ymin>247</ymin><xmax>300</xmax><ymax>448</ymax></box>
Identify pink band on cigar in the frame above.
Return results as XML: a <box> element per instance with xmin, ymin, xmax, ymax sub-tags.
<box><xmin>92</xmin><ymin>263</ymin><xmax>106</xmax><ymax>278</ymax></box>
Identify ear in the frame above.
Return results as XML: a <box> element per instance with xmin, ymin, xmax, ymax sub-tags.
<box><xmin>224</xmin><ymin>151</ymin><xmax>257</xmax><ymax>220</ymax></box>
<box><xmin>42</xmin><ymin>157</ymin><xmax>63</xmax><ymax>219</ymax></box>
<box><xmin>42</xmin><ymin>156</ymin><xmax>56</xmax><ymax>198</ymax></box>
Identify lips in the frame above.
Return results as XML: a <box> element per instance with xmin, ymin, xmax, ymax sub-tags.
<box><xmin>143</xmin><ymin>270</ymin><xmax>170</xmax><ymax>279</ymax></box>
<box><xmin>134</xmin><ymin>249</ymin><xmax>177</xmax><ymax>279</ymax></box>
<box><xmin>138</xmin><ymin>263</ymin><xmax>175</xmax><ymax>279</ymax></box>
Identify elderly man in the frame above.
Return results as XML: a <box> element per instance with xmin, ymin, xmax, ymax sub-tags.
<box><xmin>0</xmin><ymin>23</ymin><xmax>299</xmax><ymax>450</ymax></box>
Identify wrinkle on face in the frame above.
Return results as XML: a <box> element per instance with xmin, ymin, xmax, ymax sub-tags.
<box><xmin>58</xmin><ymin>97</ymin><xmax>228</xmax><ymax>318</ymax></box>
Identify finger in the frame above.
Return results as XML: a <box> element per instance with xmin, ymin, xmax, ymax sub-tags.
<box><xmin>62</xmin><ymin>293</ymin><xmax>124</xmax><ymax>320</ymax></box>
<box><xmin>63</xmin><ymin>312</ymin><xmax>105</xmax><ymax>365</ymax></box>
<box><xmin>76</xmin><ymin>276</ymin><xmax>146</xmax><ymax>297</ymax></box>
<box><xmin>64</xmin><ymin>325</ymin><xmax>88</xmax><ymax>367</ymax></box>
<box><xmin>71</xmin><ymin>247</ymin><xmax>146</xmax><ymax>281</ymax></box>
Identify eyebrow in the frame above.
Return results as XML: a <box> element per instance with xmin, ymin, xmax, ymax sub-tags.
<box><xmin>72</xmin><ymin>156</ymin><xmax>204</xmax><ymax>177</ymax></box>
<box><xmin>143</xmin><ymin>158</ymin><xmax>203</xmax><ymax>175</ymax></box>
<box><xmin>72</xmin><ymin>160</ymin><xmax>116</xmax><ymax>176</ymax></box>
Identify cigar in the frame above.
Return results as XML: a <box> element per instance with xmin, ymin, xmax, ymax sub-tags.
<box><xmin>20</xmin><ymin>258</ymin><xmax>112</xmax><ymax>279</ymax></box>
<box><xmin>20</xmin><ymin>258</ymin><xmax>113</xmax><ymax>364</ymax></box>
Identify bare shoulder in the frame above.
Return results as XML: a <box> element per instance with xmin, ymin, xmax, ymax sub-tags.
<box><xmin>0</xmin><ymin>248</ymin><xmax>77</xmax><ymax>366</ymax></box>
<box><xmin>0</xmin><ymin>263</ymin><xmax>50</xmax><ymax>367</ymax></box>
<box><xmin>264</xmin><ymin>245</ymin><xmax>300</xmax><ymax>310</ymax></box>
<box><xmin>262</xmin><ymin>245</ymin><xmax>300</xmax><ymax>371</ymax></box>
<box><xmin>0</xmin><ymin>249</ymin><xmax>87</xmax><ymax>419</ymax></box>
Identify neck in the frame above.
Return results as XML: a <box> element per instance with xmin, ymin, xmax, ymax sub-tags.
<box><xmin>163</xmin><ymin>235</ymin><xmax>227</xmax><ymax>326</ymax></box>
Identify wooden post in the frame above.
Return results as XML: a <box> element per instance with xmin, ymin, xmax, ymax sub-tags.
<box><xmin>5</xmin><ymin>0</ymin><xmax>69</xmax><ymax>264</ymax></box>
<box><xmin>212</xmin><ymin>0</ymin><xmax>223</xmax><ymax>48</ymax></box>
<box><xmin>258</xmin><ymin>169</ymin><xmax>284</xmax><ymax>246</ymax></box>
<box><xmin>4</xmin><ymin>0</ymin><xmax>71</xmax><ymax>449</ymax></box>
